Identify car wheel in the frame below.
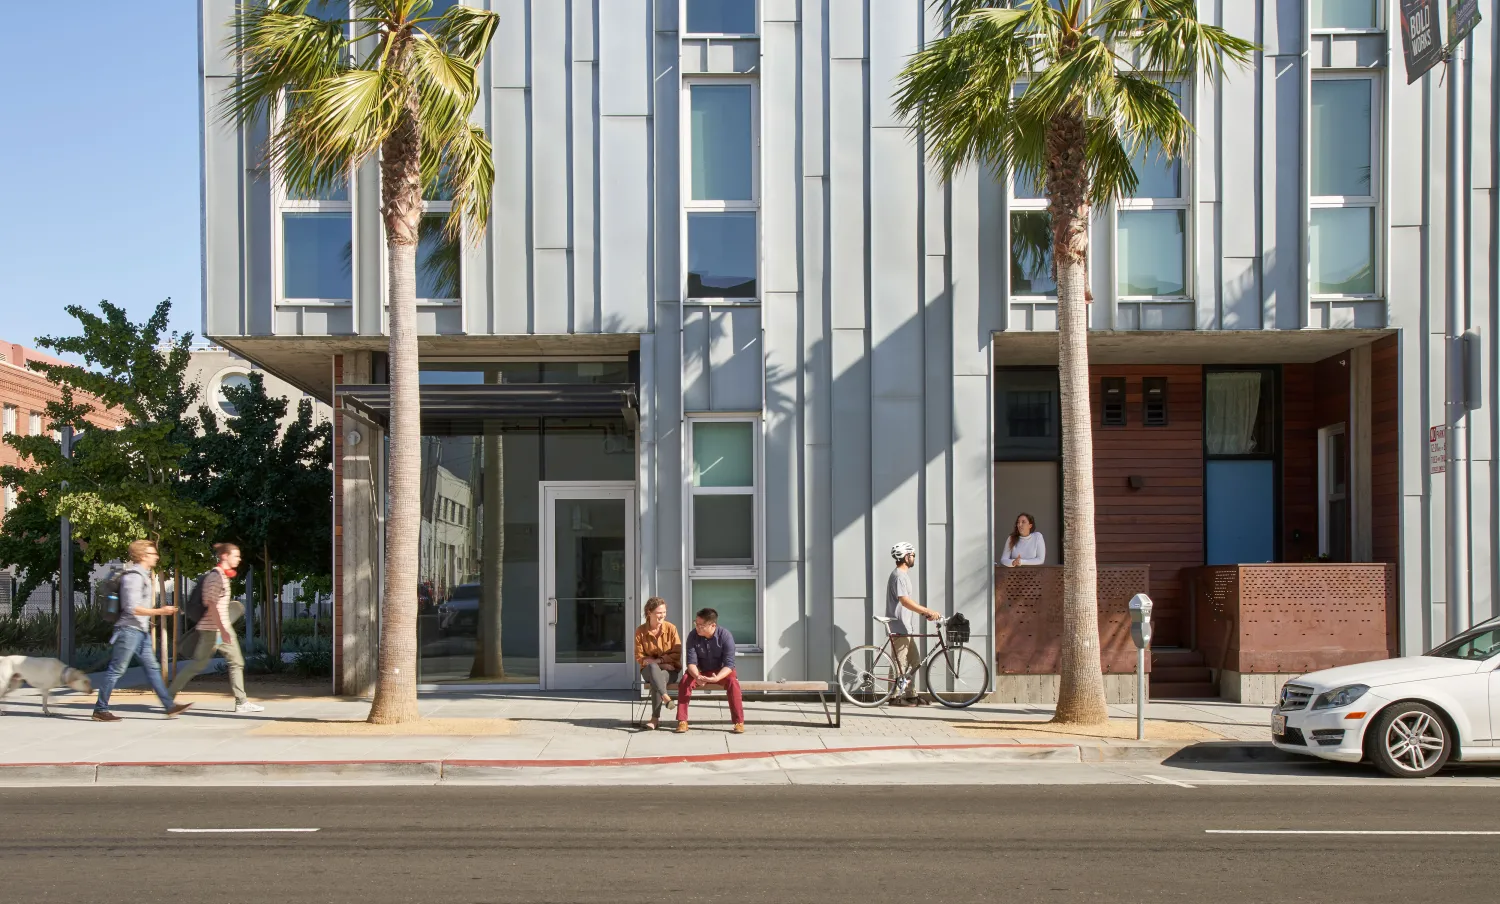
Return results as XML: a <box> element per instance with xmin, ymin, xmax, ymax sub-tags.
<box><xmin>1368</xmin><ymin>702</ymin><xmax>1452</xmax><ymax>778</ymax></box>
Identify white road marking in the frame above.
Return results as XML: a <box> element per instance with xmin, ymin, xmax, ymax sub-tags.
<box><xmin>168</xmin><ymin>828</ymin><xmax>320</xmax><ymax>834</ymax></box>
<box><xmin>1141</xmin><ymin>774</ymin><xmax>1196</xmax><ymax>788</ymax></box>
<box><xmin>1206</xmin><ymin>830</ymin><xmax>1500</xmax><ymax>836</ymax></box>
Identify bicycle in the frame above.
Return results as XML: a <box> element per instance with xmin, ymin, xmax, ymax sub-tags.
<box><xmin>836</xmin><ymin>615</ymin><xmax>991</xmax><ymax>709</ymax></box>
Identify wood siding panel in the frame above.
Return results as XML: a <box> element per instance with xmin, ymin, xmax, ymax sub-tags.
<box><xmin>1089</xmin><ymin>366</ymin><xmax>1202</xmax><ymax>647</ymax></box>
<box><xmin>1371</xmin><ymin>335</ymin><xmax>1400</xmax><ymax>564</ymax></box>
<box><xmin>1282</xmin><ymin>364</ymin><xmax>1318</xmax><ymax>563</ymax></box>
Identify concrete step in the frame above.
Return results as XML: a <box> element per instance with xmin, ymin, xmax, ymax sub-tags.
<box><xmin>1150</xmin><ymin>681</ymin><xmax>1219</xmax><ymax>699</ymax></box>
<box><xmin>1151</xmin><ymin>666</ymin><xmax>1215</xmax><ymax>684</ymax></box>
<box><xmin>1150</xmin><ymin>649</ymin><xmax>1207</xmax><ymax>669</ymax></box>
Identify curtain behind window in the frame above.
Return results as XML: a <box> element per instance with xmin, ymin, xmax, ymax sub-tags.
<box><xmin>1205</xmin><ymin>372</ymin><xmax>1263</xmax><ymax>455</ymax></box>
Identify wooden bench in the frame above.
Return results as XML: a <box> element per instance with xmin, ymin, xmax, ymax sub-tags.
<box><xmin>633</xmin><ymin>677</ymin><xmax>841</xmax><ymax>728</ymax></box>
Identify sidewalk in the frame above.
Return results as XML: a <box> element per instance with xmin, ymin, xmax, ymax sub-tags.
<box><xmin>0</xmin><ymin>679</ymin><xmax>1277</xmax><ymax>785</ymax></box>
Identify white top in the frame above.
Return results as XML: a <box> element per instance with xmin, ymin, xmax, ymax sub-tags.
<box><xmin>1000</xmin><ymin>532</ymin><xmax>1046</xmax><ymax>566</ymax></box>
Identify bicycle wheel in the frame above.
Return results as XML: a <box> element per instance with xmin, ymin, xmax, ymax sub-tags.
<box><xmin>924</xmin><ymin>644</ymin><xmax>991</xmax><ymax>708</ymax></box>
<box><xmin>837</xmin><ymin>645</ymin><xmax>900</xmax><ymax>708</ymax></box>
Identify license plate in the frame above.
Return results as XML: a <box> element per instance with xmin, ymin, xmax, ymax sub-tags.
<box><xmin>1272</xmin><ymin>714</ymin><xmax>1287</xmax><ymax>734</ymax></box>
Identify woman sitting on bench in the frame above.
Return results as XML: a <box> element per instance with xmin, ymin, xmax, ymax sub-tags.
<box><xmin>634</xmin><ymin>597</ymin><xmax>681</xmax><ymax>730</ymax></box>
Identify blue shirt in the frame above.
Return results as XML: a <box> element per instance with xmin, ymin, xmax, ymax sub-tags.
<box><xmin>685</xmin><ymin>626</ymin><xmax>736</xmax><ymax>674</ymax></box>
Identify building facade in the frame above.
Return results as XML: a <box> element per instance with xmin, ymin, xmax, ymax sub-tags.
<box><xmin>185</xmin><ymin>345</ymin><xmax>333</xmax><ymax>431</ymax></box>
<box><xmin>198</xmin><ymin>0</ymin><xmax>1500</xmax><ymax>698</ymax></box>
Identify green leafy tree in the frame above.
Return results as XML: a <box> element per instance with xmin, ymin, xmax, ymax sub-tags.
<box><xmin>0</xmin><ymin>301</ymin><xmax>219</xmax><ymax>609</ymax></box>
<box><xmin>224</xmin><ymin>0</ymin><xmax>500</xmax><ymax>722</ymax></box>
<box><xmin>895</xmin><ymin>0</ymin><xmax>1254</xmax><ymax>723</ymax></box>
<box><xmin>184</xmin><ymin>373</ymin><xmax>332</xmax><ymax>657</ymax></box>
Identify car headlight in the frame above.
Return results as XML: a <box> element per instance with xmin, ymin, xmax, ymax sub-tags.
<box><xmin>1311</xmin><ymin>684</ymin><xmax>1369</xmax><ymax>710</ymax></box>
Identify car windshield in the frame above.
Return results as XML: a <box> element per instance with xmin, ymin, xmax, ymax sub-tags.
<box><xmin>1428</xmin><ymin>623</ymin><xmax>1500</xmax><ymax>661</ymax></box>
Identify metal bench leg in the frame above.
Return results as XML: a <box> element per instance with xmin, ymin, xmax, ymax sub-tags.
<box><xmin>818</xmin><ymin>690</ymin><xmax>840</xmax><ymax>728</ymax></box>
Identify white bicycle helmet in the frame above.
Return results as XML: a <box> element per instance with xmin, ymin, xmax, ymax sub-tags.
<box><xmin>890</xmin><ymin>541</ymin><xmax>916</xmax><ymax>560</ymax></box>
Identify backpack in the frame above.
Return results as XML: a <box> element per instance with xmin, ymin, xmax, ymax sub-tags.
<box><xmin>97</xmin><ymin>566</ymin><xmax>126</xmax><ymax>624</ymax></box>
<box><xmin>184</xmin><ymin>571</ymin><xmax>212</xmax><ymax>627</ymax></box>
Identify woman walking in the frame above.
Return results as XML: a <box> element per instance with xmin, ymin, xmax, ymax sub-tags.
<box><xmin>634</xmin><ymin>597</ymin><xmax>681</xmax><ymax>730</ymax></box>
<box><xmin>93</xmin><ymin>540</ymin><xmax>193</xmax><ymax>722</ymax></box>
<box><xmin>1000</xmin><ymin>513</ymin><xmax>1046</xmax><ymax>567</ymax></box>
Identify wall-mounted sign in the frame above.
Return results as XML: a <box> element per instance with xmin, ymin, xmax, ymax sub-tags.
<box><xmin>1400</xmin><ymin>0</ymin><xmax>1445</xmax><ymax>83</ymax></box>
<box><xmin>1430</xmin><ymin>425</ymin><xmax>1447</xmax><ymax>474</ymax></box>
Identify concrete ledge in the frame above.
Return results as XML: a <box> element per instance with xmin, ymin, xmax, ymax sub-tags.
<box><xmin>0</xmin><ymin>763</ymin><xmax>101</xmax><ymax>785</ymax></box>
<box><xmin>95</xmin><ymin>760</ymin><xmax>444</xmax><ymax>785</ymax></box>
<box><xmin>986</xmin><ymin>674</ymin><xmax>1146</xmax><ymax>704</ymax></box>
<box><xmin>1220</xmin><ymin>671</ymin><xmax>1300</xmax><ymax>705</ymax></box>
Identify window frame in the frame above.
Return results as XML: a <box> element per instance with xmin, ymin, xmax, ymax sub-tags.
<box><xmin>681</xmin><ymin>76</ymin><xmax>760</xmax><ymax>305</ymax></box>
<box><xmin>1007</xmin><ymin>84</ymin><xmax>1057</xmax><ymax>302</ymax></box>
<box><xmin>1113</xmin><ymin>79</ymin><xmax>1192</xmax><ymax>304</ymax></box>
<box><xmin>685</xmin><ymin>415</ymin><xmax>763</xmax><ymax>651</ymax></box>
<box><xmin>27</xmin><ymin>412</ymin><xmax>42</xmax><ymax>437</ymax></box>
<box><xmin>271</xmin><ymin>96</ymin><xmax>356</xmax><ymax>308</ymax></box>
<box><xmin>413</xmin><ymin>203</ymin><xmax>463</xmax><ymax>307</ymax></box>
<box><xmin>1309</xmin><ymin>71</ymin><xmax>1382</xmax><ymax>302</ymax></box>
<box><xmin>681</xmin><ymin>0</ymin><xmax>758</xmax><ymax>38</ymax></box>
<box><xmin>1309</xmin><ymin>0</ymin><xmax>1383</xmax><ymax>34</ymax></box>
<box><xmin>1</xmin><ymin>405</ymin><xmax>14</xmax><ymax>436</ymax></box>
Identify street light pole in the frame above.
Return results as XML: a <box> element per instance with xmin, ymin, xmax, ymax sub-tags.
<box><xmin>58</xmin><ymin>425</ymin><xmax>74</xmax><ymax>666</ymax></box>
<box><xmin>1444</xmin><ymin>38</ymin><xmax>1470</xmax><ymax>639</ymax></box>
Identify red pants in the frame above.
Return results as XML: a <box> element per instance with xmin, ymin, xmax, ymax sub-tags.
<box><xmin>676</xmin><ymin>671</ymin><xmax>744</xmax><ymax>724</ymax></box>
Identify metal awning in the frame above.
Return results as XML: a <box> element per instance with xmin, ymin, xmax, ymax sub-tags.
<box><xmin>335</xmin><ymin>383</ymin><xmax>638</xmax><ymax>425</ymax></box>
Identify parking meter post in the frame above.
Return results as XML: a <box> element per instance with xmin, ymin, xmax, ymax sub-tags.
<box><xmin>1128</xmin><ymin>594</ymin><xmax>1154</xmax><ymax>742</ymax></box>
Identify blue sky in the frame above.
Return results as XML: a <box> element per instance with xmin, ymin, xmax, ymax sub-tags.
<box><xmin>0</xmin><ymin>2</ymin><xmax>203</xmax><ymax>355</ymax></box>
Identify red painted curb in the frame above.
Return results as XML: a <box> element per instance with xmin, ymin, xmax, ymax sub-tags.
<box><xmin>0</xmin><ymin>742</ymin><xmax>1075</xmax><ymax>772</ymax></box>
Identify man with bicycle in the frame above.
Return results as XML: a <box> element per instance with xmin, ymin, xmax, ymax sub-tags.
<box><xmin>887</xmin><ymin>542</ymin><xmax>941</xmax><ymax>707</ymax></box>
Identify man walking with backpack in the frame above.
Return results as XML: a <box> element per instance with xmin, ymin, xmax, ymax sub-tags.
<box><xmin>92</xmin><ymin>540</ymin><xmax>192</xmax><ymax>722</ymax></box>
<box><xmin>167</xmin><ymin>542</ymin><xmax>260</xmax><ymax>713</ymax></box>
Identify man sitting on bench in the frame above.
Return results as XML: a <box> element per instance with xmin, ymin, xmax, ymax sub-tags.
<box><xmin>675</xmin><ymin>608</ymin><xmax>744</xmax><ymax>734</ymax></box>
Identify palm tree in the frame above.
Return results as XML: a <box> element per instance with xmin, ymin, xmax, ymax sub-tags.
<box><xmin>895</xmin><ymin>0</ymin><xmax>1253</xmax><ymax>723</ymax></box>
<box><xmin>224</xmin><ymin>0</ymin><xmax>499</xmax><ymax>723</ymax></box>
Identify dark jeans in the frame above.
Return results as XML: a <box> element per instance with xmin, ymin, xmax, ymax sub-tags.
<box><xmin>640</xmin><ymin>664</ymin><xmax>679</xmax><ymax>720</ymax></box>
<box><xmin>95</xmin><ymin>626</ymin><xmax>174</xmax><ymax>713</ymax></box>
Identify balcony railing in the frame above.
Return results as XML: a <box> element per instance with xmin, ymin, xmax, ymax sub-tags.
<box><xmin>995</xmin><ymin>565</ymin><xmax>1150</xmax><ymax>674</ymax></box>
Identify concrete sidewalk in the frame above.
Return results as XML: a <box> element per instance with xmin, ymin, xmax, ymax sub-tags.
<box><xmin>0</xmin><ymin>684</ymin><xmax>1278</xmax><ymax>785</ymax></box>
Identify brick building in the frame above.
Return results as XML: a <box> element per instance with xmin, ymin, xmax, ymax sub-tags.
<box><xmin>0</xmin><ymin>339</ymin><xmax>129</xmax><ymax>520</ymax></box>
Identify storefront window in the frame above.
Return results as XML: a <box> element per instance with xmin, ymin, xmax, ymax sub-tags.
<box><xmin>417</xmin><ymin>415</ymin><xmax>635</xmax><ymax>684</ymax></box>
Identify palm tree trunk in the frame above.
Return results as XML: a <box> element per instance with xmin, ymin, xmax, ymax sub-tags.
<box><xmin>369</xmin><ymin>75</ymin><xmax>425</xmax><ymax>724</ymax></box>
<box><xmin>1048</xmin><ymin>112</ymin><xmax>1109</xmax><ymax>725</ymax></box>
<box><xmin>472</xmin><ymin>424</ymin><xmax>505</xmax><ymax>678</ymax></box>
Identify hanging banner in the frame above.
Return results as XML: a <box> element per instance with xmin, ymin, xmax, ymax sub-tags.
<box><xmin>1400</xmin><ymin>0</ymin><xmax>1445</xmax><ymax>83</ymax></box>
<box><xmin>1449</xmin><ymin>0</ymin><xmax>1483</xmax><ymax>49</ymax></box>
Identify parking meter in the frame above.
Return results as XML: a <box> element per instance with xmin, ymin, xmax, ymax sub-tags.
<box><xmin>1128</xmin><ymin>593</ymin><xmax>1153</xmax><ymax>739</ymax></box>
<box><xmin>1128</xmin><ymin>593</ymin><xmax>1153</xmax><ymax>649</ymax></box>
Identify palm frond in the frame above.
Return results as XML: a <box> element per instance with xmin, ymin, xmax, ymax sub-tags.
<box><xmin>408</xmin><ymin>33</ymin><xmax>481</xmax><ymax>143</ymax></box>
<box><xmin>1127</xmin><ymin>0</ymin><xmax>1257</xmax><ymax>79</ymax></box>
<box><xmin>433</xmin><ymin>5</ymin><xmax>500</xmax><ymax>66</ymax></box>
<box><xmin>1083</xmin><ymin>117</ymin><xmax>1139</xmax><ymax>206</ymax></box>
<box><xmin>892</xmin><ymin>16</ymin><xmax>1035</xmax><ymax>179</ymax></box>
<box><xmin>428</xmin><ymin>124</ymin><xmax>494</xmax><ymax>240</ymax></box>
<box><xmin>224</xmin><ymin>6</ymin><xmax>348</xmax><ymax>126</ymax></box>
<box><xmin>272</xmin><ymin>68</ymin><xmax>405</xmax><ymax>196</ymax></box>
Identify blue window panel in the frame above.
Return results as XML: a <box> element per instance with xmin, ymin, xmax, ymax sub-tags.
<box><xmin>282</xmin><ymin>212</ymin><xmax>352</xmax><ymax>299</ymax></box>
<box><xmin>688</xmin><ymin>212</ymin><xmax>757</xmax><ymax>298</ymax></box>
<box><xmin>1205</xmin><ymin>460</ymin><xmax>1276</xmax><ymax>565</ymax></box>
<box><xmin>417</xmin><ymin>214</ymin><xmax>461</xmax><ymax>300</ymax></box>
<box><xmin>690</xmin><ymin>84</ymin><xmax>754</xmax><ymax>201</ymax></box>
<box><xmin>686</xmin><ymin>0</ymin><xmax>756</xmax><ymax>35</ymax></box>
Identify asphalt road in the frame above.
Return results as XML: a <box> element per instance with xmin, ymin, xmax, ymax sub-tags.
<box><xmin>4</xmin><ymin>785</ymin><xmax>1498</xmax><ymax>902</ymax></box>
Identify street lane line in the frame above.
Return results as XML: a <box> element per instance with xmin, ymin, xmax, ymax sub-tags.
<box><xmin>168</xmin><ymin>828</ymin><xmax>320</xmax><ymax>834</ymax></box>
<box><xmin>1206</xmin><ymin>830</ymin><xmax>1500</xmax><ymax>836</ymax></box>
<box><xmin>1141</xmin><ymin>774</ymin><xmax>1196</xmax><ymax>788</ymax></box>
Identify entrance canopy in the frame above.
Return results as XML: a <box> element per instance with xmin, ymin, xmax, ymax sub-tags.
<box><xmin>336</xmin><ymin>383</ymin><xmax>638</xmax><ymax>427</ymax></box>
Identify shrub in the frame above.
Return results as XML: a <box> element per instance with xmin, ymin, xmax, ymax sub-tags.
<box><xmin>290</xmin><ymin>649</ymin><xmax>332</xmax><ymax>679</ymax></box>
<box><xmin>280</xmin><ymin>617</ymin><xmax>330</xmax><ymax>639</ymax></box>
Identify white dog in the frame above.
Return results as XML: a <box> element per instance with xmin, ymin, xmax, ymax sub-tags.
<box><xmin>0</xmin><ymin>655</ymin><xmax>94</xmax><ymax>716</ymax></box>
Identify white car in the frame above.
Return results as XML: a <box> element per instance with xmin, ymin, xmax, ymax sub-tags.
<box><xmin>1272</xmin><ymin>617</ymin><xmax>1500</xmax><ymax>777</ymax></box>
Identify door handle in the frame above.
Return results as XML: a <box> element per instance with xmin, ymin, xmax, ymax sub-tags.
<box><xmin>547</xmin><ymin>598</ymin><xmax>557</xmax><ymax>627</ymax></box>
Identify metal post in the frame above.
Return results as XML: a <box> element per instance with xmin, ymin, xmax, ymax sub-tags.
<box><xmin>1136</xmin><ymin>647</ymin><xmax>1145</xmax><ymax>741</ymax></box>
<box><xmin>244</xmin><ymin>564</ymin><xmax>255</xmax><ymax>651</ymax></box>
<box><xmin>58</xmin><ymin>426</ymin><xmax>74</xmax><ymax>666</ymax></box>
<box><xmin>1445</xmin><ymin>41</ymin><xmax>1470</xmax><ymax>638</ymax></box>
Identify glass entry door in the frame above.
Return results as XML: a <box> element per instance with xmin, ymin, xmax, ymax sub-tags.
<box><xmin>541</xmin><ymin>483</ymin><xmax>636</xmax><ymax>690</ymax></box>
